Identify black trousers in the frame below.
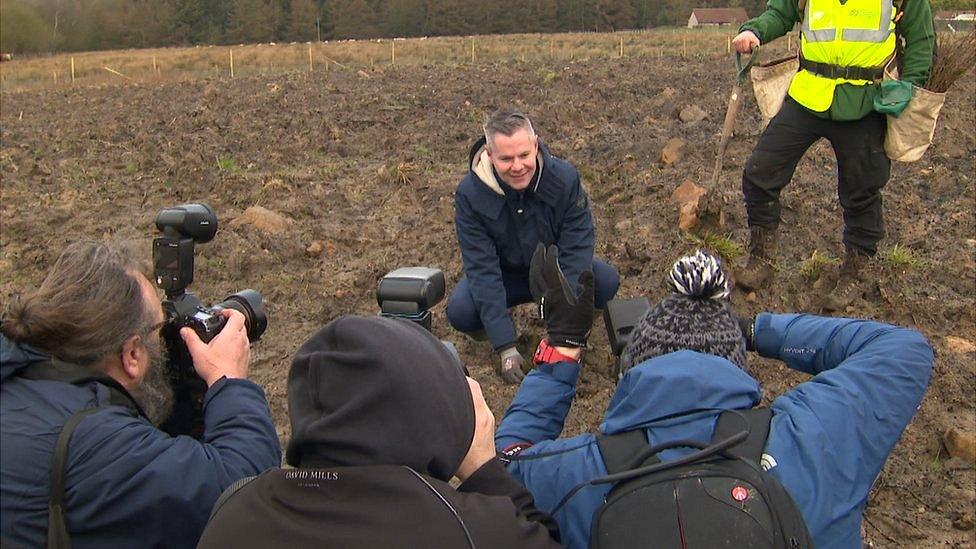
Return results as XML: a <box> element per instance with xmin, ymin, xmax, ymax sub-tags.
<box><xmin>742</xmin><ymin>96</ymin><xmax>890</xmax><ymax>255</ymax></box>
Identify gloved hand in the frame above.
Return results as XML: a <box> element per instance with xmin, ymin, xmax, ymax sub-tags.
<box><xmin>529</xmin><ymin>244</ymin><xmax>594</xmax><ymax>348</ymax></box>
<box><xmin>737</xmin><ymin>316</ymin><xmax>756</xmax><ymax>352</ymax></box>
<box><xmin>498</xmin><ymin>346</ymin><xmax>525</xmax><ymax>385</ymax></box>
<box><xmin>874</xmin><ymin>79</ymin><xmax>914</xmax><ymax>116</ymax></box>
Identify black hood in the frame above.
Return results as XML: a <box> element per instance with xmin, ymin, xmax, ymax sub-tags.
<box><xmin>285</xmin><ymin>316</ymin><xmax>475</xmax><ymax>481</ymax></box>
<box><xmin>0</xmin><ymin>334</ymin><xmax>49</xmax><ymax>383</ymax></box>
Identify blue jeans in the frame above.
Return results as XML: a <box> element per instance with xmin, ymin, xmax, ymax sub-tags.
<box><xmin>446</xmin><ymin>259</ymin><xmax>620</xmax><ymax>348</ymax></box>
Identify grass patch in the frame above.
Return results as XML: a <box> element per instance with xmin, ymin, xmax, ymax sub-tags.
<box><xmin>879</xmin><ymin>244</ymin><xmax>925</xmax><ymax>270</ymax></box>
<box><xmin>216</xmin><ymin>157</ymin><xmax>239</xmax><ymax>172</ymax></box>
<box><xmin>465</xmin><ymin>109</ymin><xmax>483</xmax><ymax>126</ymax></box>
<box><xmin>683</xmin><ymin>232</ymin><xmax>744</xmax><ymax>262</ymax></box>
<box><xmin>124</xmin><ymin>162</ymin><xmax>139</xmax><ymax>175</ymax></box>
<box><xmin>392</xmin><ymin>161</ymin><xmax>417</xmax><ymax>185</ymax></box>
<box><xmin>799</xmin><ymin>250</ymin><xmax>840</xmax><ymax>280</ymax></box>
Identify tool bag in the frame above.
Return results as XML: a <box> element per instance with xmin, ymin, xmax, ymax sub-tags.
<box><xmin>589</xmin><ymin>408</ymin><xmax>812</xmax><ymax>549</ymax></box>
<box><xmin>882</xmin><ymin>67</ymin><xmax>945</xmax><ymax>162</ymax></box>
<box><xmin>750</xmin><ymin>55</ymin><xmax>800</xmax><ymax>127</ymax></box>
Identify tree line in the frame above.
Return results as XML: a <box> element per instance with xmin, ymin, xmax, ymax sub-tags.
<box><xmin>2</xmin><ymin>0</ymin><xmax>971</xmax><ymax>53</ymax></box>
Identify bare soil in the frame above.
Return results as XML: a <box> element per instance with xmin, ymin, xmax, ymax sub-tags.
<box><xmin>1</xmin><ymin>56</ymin><xmax>973</xmax><ymax>547</ymax></box>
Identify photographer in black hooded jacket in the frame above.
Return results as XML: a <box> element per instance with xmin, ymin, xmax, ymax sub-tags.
<box><xmin>198</xmin><ymin>315</ymin><xmax>560</xmax><ymax>549</ymax></box>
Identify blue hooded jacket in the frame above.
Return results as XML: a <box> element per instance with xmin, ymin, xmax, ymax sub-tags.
<box><xmin>496</xmin><ymin>313</ymin><xmax>933</xmax><ymax>548</ymax></box>
<box><xmin>0</xmin><ymin>335</ymin><xmax>281</xmax><ymax>548</ymax></box>
<box><xmin>454</xmin><ymin>137</ymin><xmax>595</xmax><ymax>350</ymax></box>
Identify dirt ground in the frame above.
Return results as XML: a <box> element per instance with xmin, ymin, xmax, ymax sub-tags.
<box><xmin>1</xmin><ymin>55</ymin><xmax>973</xmax><ymax>546</ymax></box>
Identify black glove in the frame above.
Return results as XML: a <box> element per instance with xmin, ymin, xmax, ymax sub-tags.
<box><xmin>529</xmin><ymin>244</ymin><xmax>594</xmax><ymax>348</ymax></box>
<box><xmin>737</xmin><ymin>316</ymin><xmax>756</xmax><ymax>352</ymax></box>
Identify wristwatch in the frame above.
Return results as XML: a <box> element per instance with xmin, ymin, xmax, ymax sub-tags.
<box><xmin>533</xmin><ymin>339</ymin><xmax>583</xmax><ymax>365</ymax></box>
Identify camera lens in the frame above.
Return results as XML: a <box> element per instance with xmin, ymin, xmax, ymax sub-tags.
<box><xmin>215</xmin><ymin>289</ymin><xmax>268</xmax><ymax>342</ymax></box>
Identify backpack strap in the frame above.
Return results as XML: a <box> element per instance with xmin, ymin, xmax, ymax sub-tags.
<box><xmin>48</xmin><ymin>406</ymin><xmax>110</xmax><ymax>549</ymax></box>
<box><xmin>714</xmin><ymin>408</ymin><xmax>772</xmax><ymax>463</ymax></box>
<box><xmin>208</xmin><ymin>475</ymin><xmax>259</xmax><ymax>521</ymax></box>
<box><xmin>596</xmin><ymin>429</ymin><xmax>656</xmax><ymax>475</ymax></box>
<box><xmin>17</xmin><ymin>359</ymin><xmax>145</xmax><ymax>549</ymax></box>
<box><xmin>402</xmin><ymin>467</ymin><xmax>476</xmax><ymax>549</ymax></box>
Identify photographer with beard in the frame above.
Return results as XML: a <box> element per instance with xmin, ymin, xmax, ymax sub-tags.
<box><xmin>0</xmin><ymin>241</ymin><xmax>280</xmax><ymax>549</ymax></box>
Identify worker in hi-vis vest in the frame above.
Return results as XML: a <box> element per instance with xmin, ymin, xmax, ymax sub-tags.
<box><xmin>732</xmin><ymin>0</ymin><xmax>934</xmax><ymax>310</ymax></box>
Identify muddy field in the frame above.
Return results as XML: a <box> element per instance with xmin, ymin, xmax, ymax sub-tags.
<box><xmin>1</xmin><ymin>55</ymin><xmax>973</xmax><ymax>546</ymax></box>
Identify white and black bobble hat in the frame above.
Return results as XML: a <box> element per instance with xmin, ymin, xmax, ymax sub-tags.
<box><xmin>621</xmin><ymin>250</ymin><xmax>746</xmax><ymax>374</ymax></box>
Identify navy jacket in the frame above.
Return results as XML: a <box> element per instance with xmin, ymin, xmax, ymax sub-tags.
<box><xmin>0</xmin><ymin>335</ymin><xmax>281</xmax><ymax>549</ymax></box>
<box><xmin>455</xmin><ymin>137</ymin><xmax>595</xmax><ymax>349</ymax></box>
<box><xmin>496</xmin><ymin>314</ymin><xmax>933</xmax><ymax>548</ymax></box>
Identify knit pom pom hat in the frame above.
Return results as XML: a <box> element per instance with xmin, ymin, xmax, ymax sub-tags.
<box><xmin>621</xmin><ymin>250</ymin><xmax>746</xmax><ymax>374</ymax></box>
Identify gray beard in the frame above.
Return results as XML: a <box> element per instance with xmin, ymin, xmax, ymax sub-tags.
<box><xmin>136</xmin><ymin>342</ymin><xmax>175</xmax><ymax>426</ymax></box>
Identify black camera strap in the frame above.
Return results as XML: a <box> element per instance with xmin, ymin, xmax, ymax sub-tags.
<box><xmin>18</xmin><ymin>360</ymin><xmax>145</xmax><ymax>549</ymax></box>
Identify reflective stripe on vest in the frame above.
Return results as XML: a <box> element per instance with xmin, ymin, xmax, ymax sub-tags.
<box><xmin>802</xmin><ymin>0</ymin><xmax>895</xmax><ymax>43</ymax></box>
<box><xmin>789</xmin><ymin>0</ymin><xmax>896</xmax><ymax>111</ymax></box>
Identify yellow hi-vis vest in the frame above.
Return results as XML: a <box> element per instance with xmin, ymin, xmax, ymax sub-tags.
<box><xmin>789</xmin><ymin>0</ymin><xmax>897</xmax><ymax>111</ymax></box>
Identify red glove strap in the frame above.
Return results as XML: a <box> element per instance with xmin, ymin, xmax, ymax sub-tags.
<box><xmin>533</xmin><ymin>339</ymin><xmax>582</xmax><ymax>365</ymax></box>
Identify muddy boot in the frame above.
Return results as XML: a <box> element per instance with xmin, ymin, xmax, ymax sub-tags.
<box><xmin>737</xmin><ymin>227</ymin><xmax>778</xmax><ymax>291</ymax></box>
<box><xmin>822</xmin><ymin>246</ymin><xmax>869</xmax><ymax>312</ymax></box>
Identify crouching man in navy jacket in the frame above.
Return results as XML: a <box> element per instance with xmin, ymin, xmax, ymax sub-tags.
<box><xmin>448</xmin><ymin>107</ymin><xmax>619</xmax><ymax>384</ymax></box>
<box><xmin>497</xmin><ymin>247</ymin><xmax>933</xmax><ymax>549</ymax></box>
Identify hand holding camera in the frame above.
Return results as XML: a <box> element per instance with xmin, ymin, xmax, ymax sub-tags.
<box><xmin>529</xmin><ymin>244</ymin><xmax>595</xmax><ymax>349</ymax></box>
<box><xmin>181</xmin><ymin>309</ymin><xmax>251</xmax><ymax>387</ymax></box>
<box><xmin>153</xmin><ymin>203</ymin><xmax>268</xmax><ymax>437</ymax></box>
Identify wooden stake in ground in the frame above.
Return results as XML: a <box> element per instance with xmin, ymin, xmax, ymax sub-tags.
<box><xmin>70</xmin><ymin>57</ymin><xmax>75</xmax><ymax>84</ymax></box>
<box><xmin>309</xmin><ymin>46</ymin><xmax>313</xmax><ymax>72</ymax></box>
<box><xmin>152</xmin><ymin>55</ymin><xmax>157</xmax><ymax>76</ymax></box>
<box><xmin>727</xmin><ymin>36</ymin><xmax>731</xmax><ymax>54</ymax></box>
<box><xmin>619</xmin><ymin>36</ymin><xmax>624</xmax><ymax>58</ymax></box>
<box><xmin>230</xmin><ymin>50</ymin><xmax>235</xmax><ymax>78</ymax></box>
<box><xmin>550</xmin><ymin>38</ymin><xmax>554</xmax><ymax>59</ymax></box>
<box><xmin>391</xmin><ymin>40</ymin><xmax>395</xmax><ymax>65</ymax></box>
<box><xmin>682</xmin><ymin>38</ymin><xmax>687</xmax><ymax>58</ymax></box>
<box><xmin>471</xmin><ymin>38</ymin><xmax>475</xmax><ymax>63</ymax></box>
<box><xmin>788</xmin><ymin>34</ymin><xmax>792</xmax><ymax>51</ymax></box>
<box><xmin>103</xmin><ymin>66</ymin><xmax>130</xmax><ymax>79</ymax></box>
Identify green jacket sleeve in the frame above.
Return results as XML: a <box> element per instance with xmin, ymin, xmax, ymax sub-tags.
<box><xmin>898</xmin><ymin>0</ymin><xmax>936</xmax><ymax>87</ymax></box>
<box><xmin>740</xmin><ymin>0</ymin><xmax>801</xmax><ymax>44</ymax></box>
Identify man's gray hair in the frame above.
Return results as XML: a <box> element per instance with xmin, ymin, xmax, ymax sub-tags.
<box><xmin>483</xmin><ymin>108</ymin><xmax>536</xmax><ymax>150</ymax></box>
<box><xmin>0</xmin><ymin>240</ymin><xmax>157</xmax><ymax>367</ymax></box>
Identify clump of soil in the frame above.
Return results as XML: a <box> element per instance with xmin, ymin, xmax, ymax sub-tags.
<box><xmin>1</xmin><ymin>55</ymin><xmax>972</xmax><ymax>546</ymax></box>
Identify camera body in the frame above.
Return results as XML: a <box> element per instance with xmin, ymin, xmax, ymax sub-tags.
<box><xmin>376</xmin><ymin>267</ymin><xmax>445</xmax><ymax>332</ymax></box>
<box><xmin>602</xmin><ymin>297</ymin><xmax>651</xmax><ymax>378</ymax></box>
<box><xmin>153</xmin><ymin>203</ymin><xmax>267</xmax><ymax>437</ymax></box>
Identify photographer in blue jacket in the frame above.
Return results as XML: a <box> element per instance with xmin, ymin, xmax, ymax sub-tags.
<box><xmin>0</xmin><ymin>241</ymin><xmax>280</xmax><ymax>548</ymax></box>
<box><xmin>496</xmin><ymin>246</ymin><xmax>933</xmax><ymax>548</ymax></box>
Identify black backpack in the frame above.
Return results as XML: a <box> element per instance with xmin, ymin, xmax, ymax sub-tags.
<box><xmin>589</xmin><ymin>408</ymin><xmax>812</xmax><ymax>549</ymax></box>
